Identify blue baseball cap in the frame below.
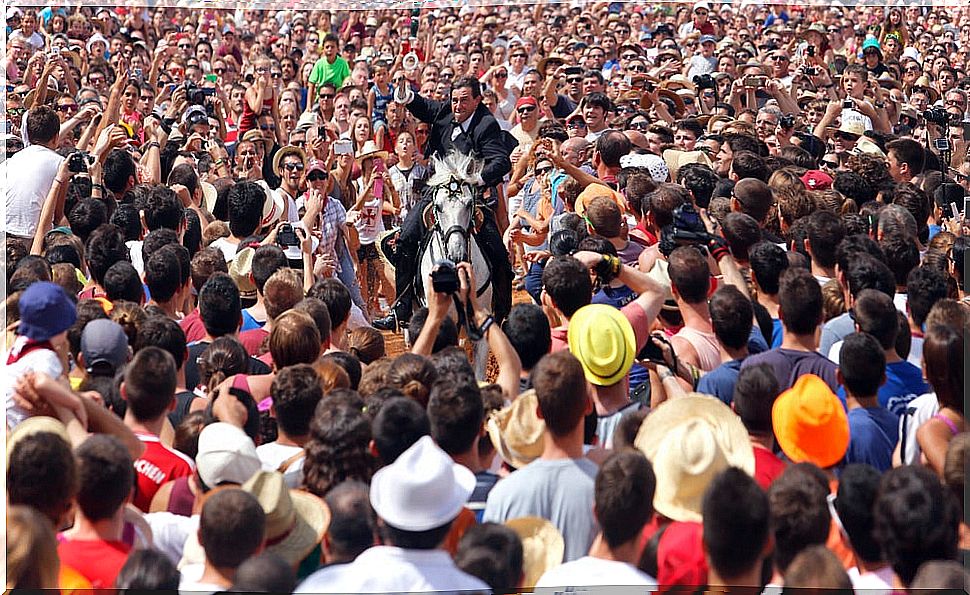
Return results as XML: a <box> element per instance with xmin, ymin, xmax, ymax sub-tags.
<box><xmin>18</xmin><ymin>282</ymin><xmax>77</xmax><ymax>341</ymax></box>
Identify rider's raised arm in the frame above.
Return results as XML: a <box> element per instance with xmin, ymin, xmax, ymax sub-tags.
<box><xmin>400</xmin><ymin>89</ymin><xmax>446</xmax><ymax>126</ymax></box>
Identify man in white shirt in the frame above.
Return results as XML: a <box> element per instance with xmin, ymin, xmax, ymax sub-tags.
<box><xmin>296</xmin><ymin>436</ymin><xmax>488</xmax><ymax>594</ymax></box>
<box><xmin>255</xmin><ymin>365</ymin><xmax>322</xmax><ymax>487</ymax></box>
<box><xmin>534</xmin><ymin>450</ymin><xmax>658</xmax><ymax>591</ymax></box>
<box><xmin>178</xmin><ymin>489</ymin><xmax>266</xmax><ymax>594</ymax></box>
<box><xmin>4</xmin><ymin>105</ymin><xmax>65</xmax><ymax>241</ymax></box>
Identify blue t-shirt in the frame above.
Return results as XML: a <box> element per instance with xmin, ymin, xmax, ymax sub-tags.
<box><xmin>770</xmin><ymin>318</ymin><xmax>783</xmax><ymax>349</ymax></box>
<box><xmin>696</xmin><ymin>359</ymin><xmax>743</xmax><ymax>405</ymax></box>
<box><xmin>846</xmin><ymin>406</ymin><xmax>899</xmax><ymax>472</ymax></box>
<box><xmin>240</xmin><ymin>309</ymin><xmax>266</xmax><ymax>333</ymax></box>
<box><xmin>880</xmin><ymin>360</ymin><xmax>930</xmax><ymax>417</ymax></box>
<box><xmin>742</xmin><ymin>348</ymin><xmax>839</xmax><ymax>393</ymax></box>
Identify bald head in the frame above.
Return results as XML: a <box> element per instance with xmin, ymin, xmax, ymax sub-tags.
<box><xmin>624</xmin><ymin>130</ymin><xmax>649</xmax><ymax>151</ymax></box>
<box><xmin>561</xmin><ymin>137</ymin><xmax>591</xmax><ymax>167</ymax></box>
<box><xmin>732</xmin><ymin>178</ymin><xmax>774</xmax><ymax>224</ymax></box>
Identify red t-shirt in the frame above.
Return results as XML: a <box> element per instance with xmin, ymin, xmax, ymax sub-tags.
<box><xmin>239</xmin><ymin>327</ymin><xmax>270</xmax><ymax>357</ymax></box>
<box><xmin>180</xmin><ymin>308</ymin><xmax>207</xmax><ymax>344</ymax></box>
<box><xmin>57</xmin><ymin>539</ymin><xmax>131</xmax><ymax>589</ymax></box>
<box><xmin>133</xmin><ymin>433</ymin><xmax>195</xmax><ymax>512</ymax></box>
<box><xmin>753</xmin><ymin>444</ymin><xmax>787</xmax><ymax>490</ymax></box>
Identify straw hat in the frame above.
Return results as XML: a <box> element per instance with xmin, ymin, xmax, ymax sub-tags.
<box><xmin>200</xmin><ymin>181</ymin><xmax>218</xmax><ymax>214</ymax></box>
<box><xmin>356</xmin><ymin>139</ymin><xmax>388</xmax><ymax>161</ymax></box>
<box><xmin>505</xmin><ymin>517</ymin><xmax>564</xmax><ymax>587</ymax></box>
<box><xmin>635</xmin><ymin>395</ymin><xmax>754</xmax><ymax>522</ymax></box>
<box><xmin>486</xmin><ymin>389</ymin><xmax>546</xmax><ymax>470</ymax></box>
<box><xmin>911</xmin><ymin>76</ymin><xmax>939</xmax><ymax>103</ymax></box>
<box><xmin>242</xmin><ymin>471</ymin><xmax>331</xmax><ymax>567</ymax></box>
<box><xmin>662</xmin><ymin>149</ymin><xmax>713</xmax><ymax>181</ymax></box>
<box><xmin>642</xmin><ymin>89</ymin><xmax>686</xmax><ymax>118</ymax></box>
<box><xmin>568</xmin><ymin>304</ymin><xmax>636</xmax><ymax>387</ymax></box>
<box><xmin>664</xmin><ymin>75</ymin><xmax>697</xmax><ymax>93</ymax></box>
<box><xmin>772</xmin><ymin>374</ymin><xmax>849</xmax><ymax>469</ymax></box>
<box><xmin>537</xmin><ymin>52</ymin><xmax>569</xmax><ymax>77</ymax></box>
<box><xmin>6</xmin><ymin>416</ymin><xmax>70</xmax><ymax>465</ymax></box>
<box><xmin>272</xmin><ymin>145</ymin><xmax>307</xmax><ymax>177</ymax></box>
<box><xmin>229</xmin><ymin>247</ymin><xmax>257</xmax><ymax>300</ymax></box>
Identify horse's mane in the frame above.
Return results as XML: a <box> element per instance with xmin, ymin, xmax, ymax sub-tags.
<box><xmin>427</xmin><ymin>150</ymin><xmax>485</xmax><ymax>188</ymax></box>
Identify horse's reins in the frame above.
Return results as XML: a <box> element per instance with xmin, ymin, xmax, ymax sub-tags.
<box><xmin>430</xmin><ymin>179</ymin><xmax>486</xmax><ymax>342</ymax></box>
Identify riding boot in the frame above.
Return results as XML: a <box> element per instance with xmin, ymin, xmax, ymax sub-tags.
<box><xmin>374</xmin><ymin>198</ymin><xmax>429</xmax><ymax>331</ymax></box>
<box><xmin>476</xmin><ymin>215</ymin><xmax>513</xmax><ymax>323</ymax></box>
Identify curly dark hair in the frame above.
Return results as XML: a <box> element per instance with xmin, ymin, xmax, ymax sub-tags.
<box><xmin>303</xmin><ymin>402</ymin><xmax>376</xmax><ymax>499</ymax></box>
<box><xmin>845</xmin><ymin>153</ymin><xmax>894</xmax><ymax>195</ymax></box>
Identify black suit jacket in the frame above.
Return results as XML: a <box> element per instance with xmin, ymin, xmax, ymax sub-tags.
<box><xmin>405</xmin><ymin>94</ymin><xmax>515</xmax><ymax>188</ymax></box>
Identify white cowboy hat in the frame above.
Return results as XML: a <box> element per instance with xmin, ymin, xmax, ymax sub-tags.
<box><xmin>369</xmin><ymin>435</ymin><xmax>475</xmax><ymax>531</ymax></box>
<box><xmin>634</xmin><ymin>395</ymin><xmax>754</xmax><ymax>523</ymax></box>
<box><xmin>356</xmin><ymin>139</ymin><xmax>388</xmax><ymax>162</ymax></box>
<box><xmin>255</xmin><ymin>180</ymin><xmax>285</xmax><ymax>229</ymax></box>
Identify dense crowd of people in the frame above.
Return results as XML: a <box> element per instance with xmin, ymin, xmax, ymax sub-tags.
<box><xmin>3</xmin><ymin>1</ymin><xmax>970</xmax><ymax>593</ymax></box>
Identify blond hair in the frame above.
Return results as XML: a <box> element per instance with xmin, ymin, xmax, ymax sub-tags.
<box><xmin>6</xmin><ymin>505</ymin><xmax>59</xmax><ymax>590</ymax></box>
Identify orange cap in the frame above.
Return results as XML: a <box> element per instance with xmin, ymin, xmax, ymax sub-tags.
<box><xmin>771</xmin><ymin>374</ymin><xmax>849</xmax><ymax>468</ymax></box>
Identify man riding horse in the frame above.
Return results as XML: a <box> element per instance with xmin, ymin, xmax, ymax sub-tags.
<box><xmin>373</xmin><ymin>76</ymin><xmax>515</xmax><ymax>332</ymax></box>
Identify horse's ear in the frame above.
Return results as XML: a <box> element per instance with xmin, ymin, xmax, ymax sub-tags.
<box><xmin>422</xmin><ymin>203</ymin><xmax>436</xmax><ymax>228</ymax></box>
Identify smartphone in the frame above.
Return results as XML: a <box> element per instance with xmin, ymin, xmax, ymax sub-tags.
<box><xmin>843</xmin><ymin>100</ymin><xmax>854</xmax><ymax>109</ymax></box>
<box><xmin>949</xmin><ymin>202</ymin><xmax>960</xmax><ymax>221</ymax></box>
<box><xmin>743</xmin><ymin>75</ymin><xmax>767</xmax><ymax>88</ymax></box>
<box><xmin>333</xmin><ymin>139</ymin><xmax>353</xmax><ymax>155</ymax></box>
<box><xmin>204</xmin><ymin>73</ymin><xmax>218</xmax><ymax>83</ymax></box>
<box><xmin>373</xmin><ymin>176</ymin><xmax>384</xmax><ymax>199</ymax></box>
<box><xmin>564</xmin><ymin>66</ymin><xmax>583</xmax><ymax>76</ymax></box>
<box><xmin>804</xmin><ymin>66</ymin><xmax>819</xmax><ymax>76</ymax></box>
<box><xmin>963</xmin><ymin>122</ymin><xmax>970</xmax><ymax>142</ymax></box>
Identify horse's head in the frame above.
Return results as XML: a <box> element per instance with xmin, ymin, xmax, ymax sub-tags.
<box><xmin>426</xmin><ymin>151</ymin><xmax>484</xmax><ymax>263</ymax></box>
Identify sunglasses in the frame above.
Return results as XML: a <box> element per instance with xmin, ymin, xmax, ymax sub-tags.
<box><xmin>629</xmin><ymin>65</ymin><xmax>646</xmax><ymax>72</ymax></box>
<box><xmin>178</xmin><ymin>44</ymin><xmax>192</xmax><ymax>50</ymax></box>
<box><xmin>260</xmin><ymin>124</ymin><xmax>277</xmax><ymax>131</ymax></box>
<box><xmin>214</xmin><ymin>67</ymin><xmax>225</xmax><ymax>74</ymax></box>
<box><xmin>630</xmin><ymin>121</ymin><xmax>649</xmax><ymax>131</ymax></box>
<box><xmin>518</xmin><ymin>106</ymin><xmax>537</xmax><ymax>114</ymax></box>
<box><xmin>283</xmin><ymin>162</ymin><xmax>305</xmax><ymax>171</ymax></box>
<box><xmin>695</xmin><ymin>9</ymin><xmax>709</xmax><ymax>15</ymax></box>
<box><xmin>495</xmin><ymin>71</ymin><xmax>508</xmax><ymax>78</ymax></box>
<box><xmin>535</xmin><ymin>166</ymin><xmax>552</xmax><ymax>176</ymax></box>
<box><xmin>320</xmin><ymin>93</ymin><xmax>335</xmax><ymax>99</ymax></box>
<box><xmin>566</xmin><ymin>76</ymin><xmax>583</xmax><ymax>84</ymax></box>
<box><xmin>771</xmin><ymin>55</ymin><xmax>790</xmax><ymax>62</ymax></box>
<box><xmin>621</xmin><ymin>53</ymin><xmax>638</xmax><ymax>60</ymax></box>
<box><xmin>56</xmin><ymin>103</ymin><xmax>79</xmax><ymax>113</ymax></box>
<box><xmin>7</xmin><ymin>107</ymin><xmax>25</xmax><ymax>118</ymax></box>
<box><xmin>835</xmin><ymin>131</ymin><xmax>859</xmax><ymax>141</ymax></box>
<box><xmin>307</xmin><ymin>171</ymin><xmax>327</xmax><ymax>181</ymax></box>
<box><xmin>905</xmin><ymin>65</ymin><xmax>921</xmax><ymax>73</ymax></box>
<box><xmin>567</xmin><ymin>119</ymin><xmax>587</xmax><ymax>128</ymax></box>
<box><xmin>271</xmin><ymin>72</ymin><xmax>282</xmax><ymax>78</ymax></box>
<box><xmin>511</xmin><ymin>53</ymin><xmax>527</xmax><ymax>59</ymax></box>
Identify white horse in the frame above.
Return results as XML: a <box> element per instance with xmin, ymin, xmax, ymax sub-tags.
<box><xmin>415</xmin><ymin>151</ymin><xmax>493</xmax><ymax>377</ymax></box>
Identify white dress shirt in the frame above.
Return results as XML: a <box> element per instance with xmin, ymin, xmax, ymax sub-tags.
<box><xmin>295</xmin><ymin>546</ymin><xmax>489</xmax><ymax>594</ymax></box>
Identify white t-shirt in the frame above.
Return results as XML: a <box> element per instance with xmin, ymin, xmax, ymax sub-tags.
<box><xmin>3</xmin><ymin>144</ymin><xmax>65</xmax><ymax>237</ymax></box>
<box><xmin>352</xmin><ymin>195</ymin><xmax>385</xmax><ymax>246</ymax></box>
<box><xmin>128</xmin><ymin>240</ymin><xmax>146</xmax><ymax>275</ymax></box>
<box><xmin>534</xmin><ymin>556</ymin><xmax>657</xmax><ymax>593</ymax></box>
<box><xmin>255</xmin><ymin>442</ymin><xmax>304</xmax><ymax>488</ymax></box>
<box><xmin>847</xmin><ymin>565</ymin><xmax>894</xmax><ymax>595</ymax></box>
<box><xmin>897</xmin><ymin>392</ymin><xmax>939</xmax><ymax>466</ymax></box>
<box><xmin>209</xmin><ymin>237</ymin><xmax>239</xmax><ymax>262</ymax></box>
<box><xmin>4</xmin><ymin>337</ymin><xmax>64</xmax><ymax>429</ymax></box>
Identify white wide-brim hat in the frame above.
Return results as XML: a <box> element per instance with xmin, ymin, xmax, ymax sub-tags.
<box><xmin>370</xmin><ymin>435</ymin><xmax>475</xmax><ymax>531</ymax></box>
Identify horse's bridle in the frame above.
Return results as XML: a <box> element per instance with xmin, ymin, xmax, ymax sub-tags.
<box><xmin>431</xmin><ymin>178</ymin><xmax>477</xmax><ymax>255</ymax></box>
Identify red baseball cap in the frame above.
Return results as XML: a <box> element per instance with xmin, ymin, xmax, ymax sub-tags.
<box><xmin>801</xmin><ymin>170</ymin><xmax>834</xmax><ymax>191</ymax></box>
<box><xmin>515</xmin><ymin>96</ymin><xmax>539</xmax><ymax>110</ymax></box>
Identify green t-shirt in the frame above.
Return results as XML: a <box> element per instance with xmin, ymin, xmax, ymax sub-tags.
<box><xmin>308</xmin><ymin>55</ymin><xmax>351</xmax><ymax>89</ymax></box>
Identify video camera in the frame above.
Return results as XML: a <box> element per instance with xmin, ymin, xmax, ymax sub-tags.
<box><xmin>184</xmin><ymin>81</ymin><xmax>216</xmax><ymax>115</ymax></box>
<box><xmin>431</xmin><ymin>259</ymin><xmax>460</xmax><ymax>294</ymax></box>
<box><xmin>692</xmin><ymin>74</ymin><xmax>716</xmax><ymax>91</ymax></box>
<box><xmin>659</xmin><ymin>202</ymin><xmax>712</xmax><ymax>257</ymax></box>
<box><xmin>923</xmin><ymin>107</ymin><xmax>956</xmax><ymax>127</ymax></box>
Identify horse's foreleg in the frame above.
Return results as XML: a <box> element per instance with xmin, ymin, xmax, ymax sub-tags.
<box><xmin>472</xmin><ymin>338</ymin><xmax>489</xmax><ymax>382</ymax></box>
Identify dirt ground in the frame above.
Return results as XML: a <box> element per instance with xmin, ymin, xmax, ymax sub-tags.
<box><xmin>380</xmin><ymin>289</ymin><xmax>535</xmax><ymax>383</ymax></box>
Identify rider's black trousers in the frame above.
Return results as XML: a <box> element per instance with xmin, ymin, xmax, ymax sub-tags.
<box><xmin>393</xmin><ymin>196</ymin><xmax>512</xmax><ymax>323</ymax></box>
